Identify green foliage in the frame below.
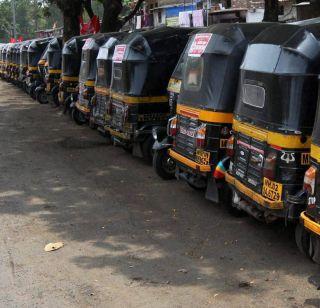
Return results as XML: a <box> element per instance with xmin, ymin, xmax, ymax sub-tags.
<box><xmin>0</xmin><ymin>0</ymin><xmax>62</xmax><ymax>42</ymax></box>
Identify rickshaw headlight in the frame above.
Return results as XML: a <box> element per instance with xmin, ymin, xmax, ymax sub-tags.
<box><xmin>303</xmin><ymin>166</ymin><xmax>317</xmax><ymax>195</ymax></box>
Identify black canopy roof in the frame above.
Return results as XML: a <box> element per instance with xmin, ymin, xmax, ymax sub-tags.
<box><xmin>235</xmin><ymin>20</ymin><xmax>320</xmax><ymax>135</ymax></box>
<box><xmin>178</xmin><ymin>22</ymin><xmax>275</xmax><ymax>112</ymax></box>
<box><xmin>111</xmin><ymin>27</ymin><xmax>193</xmax><ymax>96</ymax></box>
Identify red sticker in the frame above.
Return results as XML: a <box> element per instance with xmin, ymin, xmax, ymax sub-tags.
<box><xmin>113</xmin><ymin>44</ymin><xmax>127</xmax><ymax>63</ymax></box>
<box><xmin>188</xmin><ymin>33</ymin><xmax>212</xmax><ymax>57</ymax></box>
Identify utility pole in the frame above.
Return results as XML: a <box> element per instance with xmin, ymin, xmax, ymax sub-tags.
<box><xmin>11</xmin><ymin>0</ymin><xmax>17</xmax><ymax>39</ymax></box>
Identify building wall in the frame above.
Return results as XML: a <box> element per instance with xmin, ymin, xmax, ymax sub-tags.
<box><xmin>231</xmin><ymin>0</ymin><xmax>264</xmax><ymax>9</ymax></box>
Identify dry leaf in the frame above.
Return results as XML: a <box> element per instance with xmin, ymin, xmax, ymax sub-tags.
<box><xmin>44</xmin><ymin>242</ymin><xmax>64</xmax><ymax>252</ymax></box>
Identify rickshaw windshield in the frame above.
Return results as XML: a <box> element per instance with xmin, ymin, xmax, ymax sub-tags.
<box><xmin>79</xmin><ymin>51</ymin><xmax>98</xmax><ymax>82</ymax></box>
<box><xmin>235</xmin><ymin>44</ymin><xmax>320</xmax><ymax>133</ymax></box>
<box><xmin>96</xmin><ymin>47</ymin><xmax>109</xmax><ymax>87</ymax></box>
<box><xmin>28</xmin><ymin>52</ymin><xmax>41</xmax><ymax>67</ymax></box>
<box><xmin>48</xmin><ymin>50</ymin><xmax>61</xmax><ymax>70</ymax></box>
<box><xmin>62</xmin><ymin>54</ymin><xmax>80</xmax><ymax>76</ymax></box>
<box><xmin>171</xmin><ymin>37</ymin><xmax>193</xmax><ymax>80</ymax></box>
<box><xmin>96</xmin><ymin>58</ymin><xmax>109</xmax><ymax>87</ymax></box>
<box><xmin>20</xmin><ymin>50</ymin><xmax>28</xmax><ymax>65</ymax></box>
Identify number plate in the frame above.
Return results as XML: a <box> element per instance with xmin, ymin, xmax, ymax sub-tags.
<box><xmin>46</xmin><ymin>84</ymin><xmax>51</xmax><ymax>92</ymax></box>
<box><xmin>195</xmin><ymin>149</ymin><xmax>210</xmax><ymax>165</ymax></box>
<box><xmin>262</xmin><ymin>178</ymin><xmax>282</xmax><ymax>202</ymax></box>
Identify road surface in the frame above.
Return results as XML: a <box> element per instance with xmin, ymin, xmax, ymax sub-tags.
<box><xmin>0</xmin><ymin>81</ymin><xmax>319</xmax><ymax>307</ymax></box>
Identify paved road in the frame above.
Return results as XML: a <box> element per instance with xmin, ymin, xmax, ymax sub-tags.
<box><xmin>0</xmin><ymin>81</ymin><xmax>319</xmax><ymax>307</ymax></box>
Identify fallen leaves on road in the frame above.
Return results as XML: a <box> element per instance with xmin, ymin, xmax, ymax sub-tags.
<box><xmin>178</xmin><ymin>268</ymin><xmax>188</xmax><ymax>274</ymax></box>
<box><xmin>44</xmin><ymin>242</ymin><xmax>64</xmax><ymax>252</ymax></box>
<box><xmin>238</xmin><ymin>281</ymin><xmax>254</xmax><ymax>288</ymax></box>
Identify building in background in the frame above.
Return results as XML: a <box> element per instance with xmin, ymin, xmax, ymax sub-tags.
<box><xmin>133</xmin><ymin>0</ymin><xmax>319</xmax><ymax>29</ymax></box>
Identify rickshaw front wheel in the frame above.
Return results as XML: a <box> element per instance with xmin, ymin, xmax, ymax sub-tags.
<box><xmin>89</xmin><ymin>115</ymin><xmax>97</xmax><ymax>130</ymax></box>
<box><xmin>36</xmin><ymin>89</ymin><xmax>48</xmax><ymax>104</ymax></box>
<box><xmin>153</xmin><ymin>148</ymin><xmax>176</xmax><ymax>180</ymax></box>
<box><xmin>295</xmin><ymin>223</ymin><xmax>311</xmax><ymax>259</ymax></box>
<box><xmin>71</xmin><ymin>108</ymin><xmax>86</xmax><ymax>125</ymax></box>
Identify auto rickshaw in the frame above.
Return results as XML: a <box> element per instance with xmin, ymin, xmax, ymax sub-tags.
<box><xmin>26</xmin><ymin>37</ymin><xmax>51</xmax><ymax>98</ymax></box>
<box><xmin>40</xmin><ymin>37</ymin><xmax>63</xmax><ymax>106</ymax></box>
<box><xmin>225</xmin><ymin>21</ymin><xmax>320</xmax><ymax>221</ymax></box>
<box><xmin>34</xmin><ymin>45</ymin><xmax>50</xmax><ymax>104</ymax></box>
<box><xmin>5</xmin><ymin>43</ymin><xmax>14</xmax><ymax>81</ymax></box>
<box><xmin>90</xmin><ymin>33</ymin><xmax>127</xmax><ymax>132</ymax></box>
<box><xmin>59</xmin><ymin>34</ymin><xmax>91</xmax><ymax>112</ymax></box>
<box><xmin>72</xmin><ymin>33</ymin><xmax>112</xmax><ymax>124</ymax></box>
<box><xmin>0</xmin><ymin>44</ymin><xmax>5</xmax><ymax>78</ymax></box>
<box><xmin>164</xmin><ymin>23</ymin><xmax>274</xmax><ymax>196</ymax></box>
<box><xmin>152</xmin><ymin>32</ymin><xmax>197</xmax><ymax>179</ymax></box>
<box><xmin>12</xmin><ymin>43</ymin><xmax>22</xmax><ymax>84</ymax></box>
<box><xmin>2</xmin><ymin>44</ymin><xmax>10</xmax><ymax>80</ymax></box>
<box><xmin>19</xmin><ymin>41</ymin><xmax>31</xmax><ymax>88</ymax></box>
<box><xmin>105</xmin><ymin>27</ymin><xmax>193</xmax><ymax>160</ymax></box>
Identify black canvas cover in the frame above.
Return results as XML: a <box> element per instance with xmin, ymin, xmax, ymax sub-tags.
<box><xmin>79</xmin><ymin>33</ymin><xmax>115</xmax><ymax>84</ymax></box>
<box><xmin>178</xmin><ymin>23</ymin><xmax>276</xmax><ymax>112</ymax></box>
<box><xmin>47</xmin><ymin>37</ymin><xmax>63</xmax><ymax>70</ymax></box>
<box><xmin>111</xmin><ymin>27</ymin><xmax>194</xmax><ymax>96</ymax></box>
<box><xmin>20</xmin><ymin>41</ymin><xmax>30</xmax><ymax>67</ymax></box>
<box><xmin>234</xmin><ymin>21</ymin><xmax>320</xmax><ymax>134</ymax></box>
<box><xmin>95</xmin><ymin>33</ymin><xmax>127</xmax><ymax>88</ymax></box>
<box><xmin>28</xmin><ymin>38</ymin><xmax>51</xmax><ymax>67</ymax></box>
<box><xmin>62</xmin><ymin>34</ymin><xmax>91</xmax><ymax>77</ymax></box>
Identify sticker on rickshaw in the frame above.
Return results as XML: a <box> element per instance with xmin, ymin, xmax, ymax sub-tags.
<box><xmin>262</xmin><ymin>177</ymin><xmax>282</xmax><ymax>202</ymax></box>
<box><xmin>180</xmin><ymin>126</ymin><xmax>196</xmax><ymax>137</ymax></box>
<box><xmin>189</xmin><ymin>33</ymin><xmax>212</xmax><ymax>58</ymax></box>
<box><xmin>195</xmin><ymin>149</ymin><xmax>210</xmax><ymax>165</ymax></box>
<box><xmin>113</xmin><ymin>45</ymin><xmax>127</xmax><ymax>63</ymax></box>
<box><xmin>220</xmin><ymin>139</ymin><xmax>228</xmax><ymax>149</ymax></box>
<box><xmin>301</xmin><ymin>153</ymin><xmax>310</xmax><ymax>165</ymax></box>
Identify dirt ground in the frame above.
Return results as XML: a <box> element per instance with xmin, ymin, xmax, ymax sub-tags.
<box><xmin>0</xmin><ymin>81</ymin><xmax>319</xmax><ymax>308</ymax></box>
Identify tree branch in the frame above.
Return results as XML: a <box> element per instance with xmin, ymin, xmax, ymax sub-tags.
<box><xmin>121</xmin><ymin>0</ymin><xmax>144</xmax><ymax>25</ymax></box>
<box><xmin>83</xmin><ymin>0</ymin><xmax>95</xmax><ymax>19</ymax></box>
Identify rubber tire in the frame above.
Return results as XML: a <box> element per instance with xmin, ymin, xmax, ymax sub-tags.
<box><xmin>153</xmin><ymin>148</ymin><xmax>176</xmax><ymax>180</ymax></box>
<box><xmin>123</xmin><ymin>145</ymin><xmax>133</xmax><ymax>153</ymax></box>
<box><xmin>30</xmin><ymin>86</ymin><xmax>36</xmax><ymax>100</ymax></box>
<box><xmin>71</xmin><ymin>107</ymin><xmax>86</xmax><ymax>125</ymax></box>
<box><xmin>53</xmin><ymin>91</ymin><xmax>59</xmax><ymax>107</ymax></box>
<box><xmin>295</xmin><ymin>223</ymin><xmax>311</xmax><ymax>258</ymax></box>
<box><xmin>89</xmin><ymin>115</ymin><xmax>97</xmax><ymax>130</ymax></box>
<box><xmin>36</xmin><ymin>89</ymin><xmax>48</xmax><ymax>104</ymax></box>
<box><xmin>141</xmin><ymin>136</ymin><xmax>154</xmax><ymax>163</ymax></box>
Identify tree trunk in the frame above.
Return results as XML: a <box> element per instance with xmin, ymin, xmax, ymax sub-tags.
<box><xmin>101</xmin><ymin>0</ymin><xmax>123</xmax><ymax>32</ymax></box>
<box><xmin>53</xmin><ymin>0</ymin><xmax>83</xmax><ymax>42</ymax></box>
<box><xmin>100</xmin><ymin>0</ymin><xmax>145</xmax><ymax>32</ymax></box>
<box><xmin>263</xmin><ymin>0</ymin><xmax>279</xmax><ymax>22</ymax></box>
<box><xmin>63</xmin><ymin>12</ymin><xmax>80</xmax><ymax>42</ymax></box>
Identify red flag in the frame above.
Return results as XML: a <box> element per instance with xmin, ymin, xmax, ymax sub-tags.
<box><xmin>79</xmin><ymin>15</ymin><xmax>100</xmax><ymax>35</ymax></box>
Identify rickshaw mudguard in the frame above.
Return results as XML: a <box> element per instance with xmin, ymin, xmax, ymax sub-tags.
<box><xmin>205</xmin><ymin>177</ymin><xmax>219</xmax><ymax>203</ymax></box>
